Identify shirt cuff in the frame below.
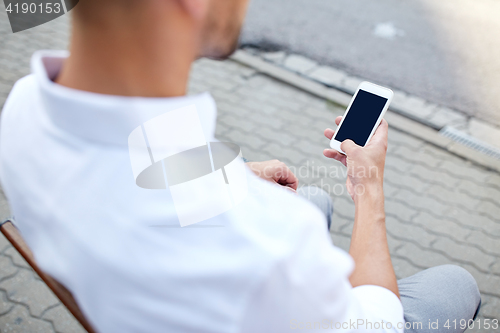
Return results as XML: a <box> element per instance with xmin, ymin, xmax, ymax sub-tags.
<box><xmin>352</xmin><ymin>285</ymin><xmax>404</xmax><ymax>332</ymax></box>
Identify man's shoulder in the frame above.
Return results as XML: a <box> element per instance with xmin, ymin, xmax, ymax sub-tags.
<box><xmin>5</xmin><ymin>74</ymin><xmax>37</xmax><ymax>99</ymax></box>
<box><xmin>2</xmin><ymin>74</ymin><xmax>38</xmax><ymax>119</ymax></box>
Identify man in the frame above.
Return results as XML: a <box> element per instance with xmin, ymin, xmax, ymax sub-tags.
<box><xmin>0</xmin><ymin>0</ymin><xmax>480</xmax><ymax>332</ymax></box>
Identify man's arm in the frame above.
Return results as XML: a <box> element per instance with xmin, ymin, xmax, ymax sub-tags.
<box><xmin>323</xmin><ymin>117</ymin><xmax>399</xmax><ymax>298</ymax></box>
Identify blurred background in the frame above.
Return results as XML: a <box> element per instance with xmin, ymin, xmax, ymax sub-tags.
<box><xmin>241</xmin><ymin>0</ymin><xmax>500</xmax><ymax>146</ymax></box>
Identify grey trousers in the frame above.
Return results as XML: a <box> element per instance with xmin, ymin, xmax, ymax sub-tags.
<box><xmin>298</xmin><ymin>186</ymin><xmax>482</xmax><ymax>333</ymax></box>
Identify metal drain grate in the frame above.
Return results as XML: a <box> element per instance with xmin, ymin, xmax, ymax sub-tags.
<box><xmin>440</xmin><ymin>126</ymin><xmax>500</xmax><ymax>160</ymax></box>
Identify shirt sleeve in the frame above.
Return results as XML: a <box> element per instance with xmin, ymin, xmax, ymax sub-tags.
<box><xmin>238</xmin><ymin>214</ymin><xmax>405</xmax><ymax>333</ymax></box>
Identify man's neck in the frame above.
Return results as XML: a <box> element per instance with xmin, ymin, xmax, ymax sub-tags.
<box><xmin>56</xmin><ymin>8</ymin><xmax>197</xmax><ymax>98</ymax></box>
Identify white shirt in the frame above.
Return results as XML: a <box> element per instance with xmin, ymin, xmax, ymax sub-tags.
<box><xmin>0</xmin><ymin>51</ymin><xmax>404</xmax><ymax>333</ymax></box>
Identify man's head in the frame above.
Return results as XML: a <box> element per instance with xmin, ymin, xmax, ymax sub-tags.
<box><xmin>72</xmin><ymin>0</ymin><xmax>250</xmax><ymax>60</ymax></box>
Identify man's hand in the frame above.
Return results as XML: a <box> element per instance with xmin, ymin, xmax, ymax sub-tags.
<box><xmin>246</xmin><ymin>160</ymin><xmax>298</xmax><ymax>192</ymax></box>
<box><xmin>323</xmin><ymin>116</ymin><xmax>388</xmax><ymax>201</ymax></box>
<box><xmin>322</xmin><ymin>116</ymin><xmax>399</xmax><ymax>298</ymax></box>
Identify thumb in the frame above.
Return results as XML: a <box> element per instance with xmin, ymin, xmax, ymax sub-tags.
<box><xmin>341</xmin><ymin>139</ymin><xmax>360</xmax><ymax>155</ymax></box>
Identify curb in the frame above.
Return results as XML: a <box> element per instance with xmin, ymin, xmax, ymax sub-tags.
<box><xmin>230</xmin><ymin>50</ymin><xmax>500</xmax><ymax>174</ymax></box>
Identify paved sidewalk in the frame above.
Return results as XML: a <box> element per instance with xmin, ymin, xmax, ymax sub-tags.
<box><xmin>1</xmin><ymin>13</ymin><xmax>500</xmax><ymax>333</ymax></box>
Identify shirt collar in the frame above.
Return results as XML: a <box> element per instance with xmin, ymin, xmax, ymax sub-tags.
<box><xmin>31</xmin><ymin>50</ymin><xmax>217</xmax><ymax>146</ymax></box>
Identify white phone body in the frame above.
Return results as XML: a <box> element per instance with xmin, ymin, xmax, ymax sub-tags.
<box><xmin>330</xmin><ymin>81</ymin><xmax>393</xmax><ymax>154</ymax></box>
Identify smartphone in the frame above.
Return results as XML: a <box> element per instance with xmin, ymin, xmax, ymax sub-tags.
<box><xmin>330</xmin><ymin>81</ymin><xmax>393</xmax><ymax>154</ymax></box>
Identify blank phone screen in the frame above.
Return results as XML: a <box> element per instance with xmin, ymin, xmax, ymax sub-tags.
<box><xmin>334</xmin><ymin>90</ymin><xmax>388</xmax><ymax>146</ymax></box>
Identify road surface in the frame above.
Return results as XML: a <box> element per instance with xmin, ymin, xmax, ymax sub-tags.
<box><xmin>241</xmin><ymin>0</ymin><xmax>500</xmax><ymax>127</ymax></box>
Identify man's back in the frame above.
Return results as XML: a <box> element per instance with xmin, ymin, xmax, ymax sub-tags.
<box><xmin>0</xmin><ymin>52</ymin><xmax>381</xmax><ymax>332</ymax></box>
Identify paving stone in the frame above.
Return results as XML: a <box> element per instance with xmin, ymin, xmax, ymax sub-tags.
<box><xmin>315</xmin><ymin>177</ymin><xmax>351</xmax><ymax>203</ymax></box>
<box><xmin>383</xmin><ymin>181</ymin><xmax>400</xmax><ymax>197</ymax></box>
<box><xmin>425</xmin><ymin>184</ymin><xmax>481</xmax><ymax>211</ymax></box>
<box><xmin>491</xmin><ymin>256</ymin><xmax>500</xmax><ymax>275</ymax></box>
<box><xmin>386</xmin><ymin>230</ymin><xmax>404</xmax><ymax>253</ymax></box>
<box><xmin>295</xmin><ymin>139</ymin><xmax>324</xmax><ymax>157</ymax></box>
<box><xmin>330</xmin><ymin>233</ymin><xmax>350</xmax><ymax>253</ymax></box>
<box><xmin>391</xmin><ymin>145</ymin><xmax>441</xmax><ymax>168</ymax></box>
<box><xmin>42</xmin><ymin>305</ymin><xmax>87</xmax><ymax>333</ymax></box>
<box><xmin>386</xmin><ymin>216</ymin><xmax>437</xmax><ymax>248</ymax></box>
<box><xmin>438</xmin><ymin>160</ymin><xmax>491</xmax><ymax>183</ymax></box>
<box><xmin>268</xmin><ymin>96</ymin><xmax>305</xmax><ymax>113</ymax></box>
<box><xmin>468</xmin><ymin>118</ymin><xmax>500</xmax><ymax>150</ymax></box>
<box><xmin>465</xmin><ymin>231</ymin><xmax>500</xmax><ymax>257</ymax></box>
<box><xmin>262</xmin><ymin>143</ymin><xmax>307</xmax><ymax>166</ymax></box>
<box><xmin>427</xmin><ymin>106</ymin><xmax>468</xmax><ymax>128</ymax></box>
<box><xmin>487</xmin><ymin>173</ymin><xmax>500</xmax><ymax>189</ymax></box>
<box><xmin>329</xmin><ymin>213</ymin><xmax>352</xmax><ymax>235</ymax></box>
<box><xmin>432</xmin><ymin>238</ymin><xmax>496</xmax><ymax>272</ymax></box>
<box><xmin>475</xmin><ymin>201</ymin><xmax>500</xmax><ymax>223</ymax></box>
<box><xmin>261</xmin><ymin>51</ymin><xmax>286</xmax><ymax>64</ymax></box>
<box><xmin>275</xmin><ymin>108</ymin><xmax>313</xmax><ymax>127</ymax></box>
<box><xmin>0</xmin><ymin>304</ymin><xmax>54</xmax><ymax>333</ymax></box>
<box><xmin>244</xmin><ymin>74</ymin><xmax>273</xmax><ymax>90</ymax></box>
<box><xmin>386</xmin><ymin>142</ymin><xmax>399</xmax><ymax>155</ymax></box>
<box><xmin>283</xmin><ymin>54</ymin><xmax>317</xmax><ymax>74</ymax></box>
<box><xmin>308</xmin><ymin>66</ymin><xmax>346</xmax><ymax>87</ymax></box>
<box><xmin>332</xmin><ymin>197</ymin><xmax>355</xmax><ymax>219</ymax></box>
<box><xmin>0</xmin><ymin>291</ymin><xmax>13</xmax><ymax>316</ymax></box>
<box><xmin>0</xmin><ymin>234</ymin><xmax>10</xmax><ymax>254</ymax></box>
<box><xmin>412</xmin><ymin>212</ymin><xmax>472</xmax><ymax>242</ymax></box>
<box><xmin>391</xmin><ymin>256</ymin><xmax>422</xmax><ymax>280</ymax></box>
<box><xmin>0</xmin><ymin>187</ymin><xmax>11</xmax><ymax>223</ymax></box>
<box><xmin>409</xmin><ymin>164</ymin><xmax>461</xmax><ymax>189</ymax></box>
<box><xmin>479</xmin><ymin>295</ymin><xmax>500</xmax><ymax>320</ymax></box>
<box><xmin>223</xmin><ymin>129</ymin><xmax>266</xmax><ymax>151</ymax></box>
<box><xmin>3</xmin><ymin>248</ymin><xmax>30</xmax><ymax>270</ymax></box>
<box><xmin>0</xmin><ymin>255</ymin><xmax>18</xmax><ymax>281</ymax></box>
<box><xmin>385</xmin><ymin>154</ymin><xmax>414</xmax><ymax>174</ymax></box>
<box><xmin>446</xmin><ymin>207</ymin><xmax>500</xmax><ymax>236</ymax></box>
<box><xmin>284</xmin><ymin>123</ymin><xmax>320</xmax><ymax>143</ymax></box>
<box><xmin>0</xmin><ymin>269</ymin><xmax>59</xmax><ymax>318</ymax></box>
<box><xmin>385</xmin><ymin>199</ymin><xmax>419</xmax><ymax>222</ymax></box>
<box><xmin>391</xmin><ymin>91</ymin><xmax>409</xmax><ymax>106</ymax></box>
<box><xmin>246</xmin><ymin>111</ymin><xmax>285</xmax><ymax>130</ymax></box>
<box><xmin>302</xmin><ymin>105</ymin><xmax>338</xmax><ymax>125</ymax></box>
<box><xmin>384</xmin><ymin>167</ymin><xmax>429</xmax><ymax>193</ymax></box>
<box><xmin>220</xmin><ymin>105</ymin><xmax>255</xmax><ymax>123</ymax></box>
<box><xmin>392</xmin><ymin>189</ymin><xmax>451</xmax><ymax>218</ymax></box>
<box><xmin>457</xmin><ymin>179</ymin><xmax>500</xmax><ymax>202</ymax></box>
<box><xmin>460</xmin><ymin>263</ymin><xmax>500</xmax><ymax>298</ymax></box>
<box><xmin>396</xmin><ymin>243</ymin><xmax>454</xmax><ymax>268</ymax></box>
<box><xmin>214</xmin><ymin>123</ymin><xmax>229</xmax><ymax>138</ymax></box>
<box><xmin>254</xmin><ymin>126</ymin><xmax>297</xmax><ymax>147</ymax></box>
<box><xmin>388</xmin><ymin>124</ymin><xmax>424</xmax><ymax>149</ymax></box>
<box><xmin>421</xmin><ymin>143</ymin><xmax>464</xmax><ymax>163</ymax></box>
<box><xmin>341</xmin><ymin>76</ymin><xmax>363</xmax><ymax>93</ymax></box>
<box><xmin>397</xmin><ymin>95</ymin><xmax>434</xmax><ymax>119</ymax></box>
<box><xmin>237</xmin><ymin>145</ymin><xmax>272</xmax><ymax>164</ymax></box>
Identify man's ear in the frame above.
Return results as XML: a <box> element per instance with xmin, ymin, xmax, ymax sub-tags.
<box><xmin>178</xmin><ymin>0</ymin><xmax>209</xmax><ymax>20</ymax></box>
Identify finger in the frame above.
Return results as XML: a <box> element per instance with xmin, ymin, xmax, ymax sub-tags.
<box><xmin>276</xmin><ymin>164</ymin><xmax>299</xmax><ymax>190</ymax></box>
<box><xmin>340</xmin><ymin>139</ymin><xmax>360</xmax><ymax>155</ymax></box>
<box><xmin>283</xmin><ymin>185</ymin><xmax>297</xmax><ymax>193</ymax></box>
<box><xmin>368</xmin><ymin>119</ymin><xmax>389</xmax><ymax>145</ymax></box>
<box><xmin>323</xmin><ymin>149</ymin><xmax>347</xmax><ymax>166</ymax></box>
<box><xmin>324</xmin><ymin>128</ymin><xmax>335</xmax><ymax>140</ymax></box>
<box><xmin>324</xmin><ymin>117</ymin><xmax>342</xmax><ymax>140</ymax></box>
